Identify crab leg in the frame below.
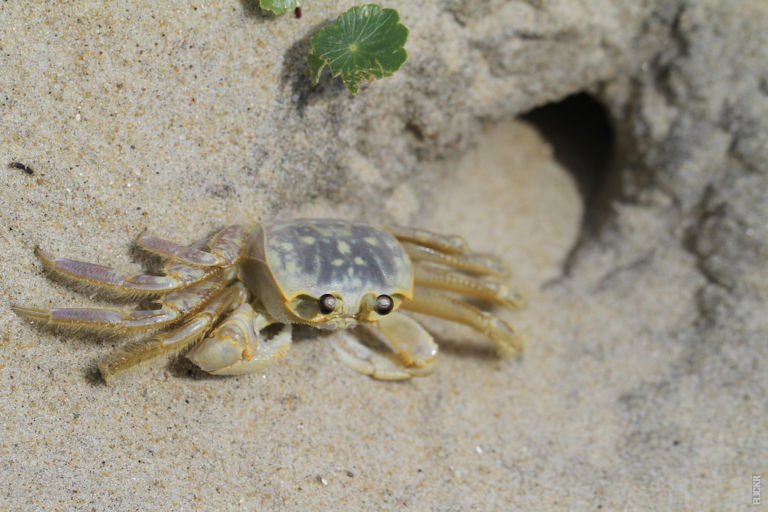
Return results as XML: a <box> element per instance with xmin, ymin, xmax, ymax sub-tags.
<box><xmin>138</xmin><ymin>224</ymin><xmax>248</xmax><ymax>267</ymax></box>
<box><xmin>413</xmin><ymin>264</ymin><xmax>525</xmax><ymax>309</ymax></box>
<box><xmin>162</xmin><ymin>260</ymin><xmax>219</xmax><ymax>288</ymax></box>
<box><xmin>99</xmin><ymin>283</ymin><xmax>250</xmax><ymax>381</ymax></box>
<box><xmin>332</xmin><ymin>313</ymin><xmax>439</xmax><ymax>380</ymax></box>
<box><xmin>11</xmin><ymin>304</ymin><xmax>179</xmax><ymax>333</ymax></box>
<box><xmin>401</xmin><ymin>286</ymin><xmax>526</xmax><ymax>356</ymax></box>
<box><xmin>186</xmin><ymin>303</ymin><xmax>293</xmax><ymax>375</ymax></box>
<box><xmin>35</xmin><ymin>247</ymin><xmax>181</xmax><ymax>297</ymax></box>
<box><xmin>162</xmin><ymin>267</ymin><xmax>237</xmax><ymax>316</ymax></box>
<box><xmin>384</xmin><ymin>225</ymin><xmax>469</xmax><ymax>254</ymax></box>
<box><xmin>13</xmin><ymin>267</ymin><xmax>237</xmax><ymax>334</ymax></box>
<box><xmin>138</xmin><ymin>234</ymin><xmax>219</xmax><ymax>266</ymax></box>
<box><xmin>401</xmin><ymin>242</ymin><xmax>507</xmax><ymax>276</ymax></box>
<box><xmin>207</xmin><ymin>224</ymin><xmax>249</xmax><ymax>265</ymax></box>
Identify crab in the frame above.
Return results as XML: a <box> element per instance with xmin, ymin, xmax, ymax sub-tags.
<box><xmin>12</xmin><ymin>219</ymin><xmax>525</xmax><ymax>381</ymax></box>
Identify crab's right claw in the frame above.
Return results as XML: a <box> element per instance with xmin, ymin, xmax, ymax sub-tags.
<box><xmin>186</xmin><ymin>303</ymin><xmax>292</xmax><ymax>375</ymax></box>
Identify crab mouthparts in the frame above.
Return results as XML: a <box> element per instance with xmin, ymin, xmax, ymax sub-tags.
<box><xmin>318</xmin><ymin>317</ymin><xmax>358</xmax><ymax>331</ymax></box>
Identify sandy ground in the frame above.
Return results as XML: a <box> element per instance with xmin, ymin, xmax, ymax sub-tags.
<box><xmin>1</xmin><ymin>117</ymin><xmax>589</xmax><ymax>509</ymax></box>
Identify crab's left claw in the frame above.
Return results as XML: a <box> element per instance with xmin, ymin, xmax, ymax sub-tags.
<box><xmin>332</xmin><ymin>313</ymin><xmax>438</xmax><ymax>380</ymax></box>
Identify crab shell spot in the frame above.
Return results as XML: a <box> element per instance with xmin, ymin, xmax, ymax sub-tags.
<box><xmin>364</xmin><ymin>237</ymin><xmax>379</xmax><ymax>246</ymax></box>
<box><xmin>354</xmin><ymin>257</ymin><xmax>365</xmax><ymax>265</ymax></box>
<box><xmin>333</xmin><ymin>259</ymin><xmax>344</xmax><ymax>267</ymax></box>
<box><xmin>301</xmin><ymin>236</ymin><xmax>316</xmax><ymax>244</ymax></box>
<box><xmin>338</xmin><ymin>241</ymin><xmax>351</xmax><ymax>254</ymax></box>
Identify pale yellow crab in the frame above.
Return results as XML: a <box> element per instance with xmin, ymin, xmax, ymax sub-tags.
<box><xmin>13</xmin><ymin>219</ymin><xmax>525</xmax><ymax>381</ymax></box>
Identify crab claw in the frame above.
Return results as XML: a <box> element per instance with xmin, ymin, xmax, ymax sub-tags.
<box><xmin>331</xmin><ymin>313</ymin><xmax>439</xmax><ymax>380</ymax></box>
<box><xmin>187</xmin><ymin>304</ymin><xmax>292</xmax><ymax>375</ymax></box>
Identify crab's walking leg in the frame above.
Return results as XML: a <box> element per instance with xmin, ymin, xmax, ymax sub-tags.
<box><xmin>32</xmin><ymin>224</ymin><xmax>240</xmax><ymax>298</ymax></box>
<box><xmin>413</xmin><ymin>264</ymin><xmax>525</xmax><ymax>309</ymax></box>
<box><xmin>186</xmin><ymin>303</ymin><xmax>292</xmax><ymax>375</ymax></box>
<box><xmin>13</xmin><ymin>267</ymin><xmax>237</xmax><ymax>334</ymax></box>
<box><xmin>139</xmin><ymin>224</ymin><xmax>248</xmax><ymax>267</ymax></box>
<box><xmin>384</xmin><ymin>225</ymin><xmax>469</xmax><ymax>254</ymax></box>
<box><xmin>401</xmin><ymin>242</ymin><xmax>508</xmax><ymax>276</ymax></box>
<box><xmin>34</xmin><ymin>247</ymin><xmax>182</xmax><ymax>297</ymax></box>
<box><xmin>162</xmin><ymin>261</ymin><xmax>219</xmax><ymax>288</ymax></box>
<box><xmin>147</xmin><ymin>234</ymin><xmax>223</xmax><ymax>289</ymax></box>
<box><xmin>11</xmin><ymin>304</ymin><xmax>179</xmax><ymax>333</ymax></box>
<box><xmin>162</xmin><ymin>267</ymin><xmax>237</xmax><ymax>316</ymax></box>
<box><xmin>401</xmin><ymin>286</ymin><xmax>527</xmax><ymax>356</ymax></box>
<box><xmin>332</xmin><ymin>313</ymin><xmax>438</xmax><ymax>380</ymax></box>
<box><xmin>99</xmin><ymin>283</ymin><xmax>250</xmax><ymax>381</ymax></box>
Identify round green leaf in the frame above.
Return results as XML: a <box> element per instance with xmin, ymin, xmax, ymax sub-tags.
<box><xmin>259</xmin><ymin>0</ymin><xmax>302</xmax><ymax>16</ymax></box>
<box><xmin>307</xmin><ymin>4</ymin><xmax>409</xmax><ymax>95</ymax></box>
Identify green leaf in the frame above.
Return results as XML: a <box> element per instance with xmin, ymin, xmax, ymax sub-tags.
<box><xmin>307</xmin><ymin>4</ymin><xmax>409</xmax><ymax>95</ymax></box>
<box><xmin>259</xmin><ymin>0</ymin><xmax>302</xmax><ymax>16</ymax></box>
<box><xmin>307</xmin><ymin>52</ymin><xmax>327</xmax><ymax>86</ymax></box>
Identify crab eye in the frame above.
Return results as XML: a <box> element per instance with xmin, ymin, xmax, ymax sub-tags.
<box><xmin>318</xmin><ymin>294</ymin><xmax>337</xmax><ymax>315</ymax></box>
<box><xmin>374</xmin><ymin>294</ymin><xmax>394</xmax><ymax>315</ymax></box>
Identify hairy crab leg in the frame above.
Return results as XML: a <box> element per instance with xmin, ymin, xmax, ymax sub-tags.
<box><xmin>413</xmin><ymin>263</ymin><xmax>525</xmax><ymax>309</ymax></box>
<box><xmin>32</xmin><ymin>223</ymin><xmax>234</xmax><ymax>299</ymax></box>
<box><xmin>207</xmin><ymin>224</ymin><xmax>249</xmax><ymax>266</ymax></box>
<box><xmin>35</xmin><ymin>247</ymin><xmax>181</xmax><ymax>297</ymax></box>
<box><xmin>400</xmin><ymin>242</ymin><xmax>508</xmax><ymax>277</ymax></box>
<box><xmin>162</xmin><ymin>267</ymin><xmax>237</xmax><ymax>317</ymax></box>
<box><xmin>401</xmin><ymin>285</ymin><xmax>527</xmax><ymax>356</ymax></box>
<box><xmin>186</xmin><ymin>303</ymin><xmax>292</xmax><ymax>375</ymax></box>
<box><xmin>11</xmin><ymin>304</ymin><xmax>179</xmax><ymax>334</ymax></box>
<box><xmin>162</xmin><ymin>260</ymin><xmax>219</xmax><ymax>288</ymax></box>
<box><xmin>331</xmin><ymin>313</ymin><xmax>439</xmax><ymax>380</ymax></box>
<box><xmin>99</xmin><ymin>283</ymin><xmax>250</xmax><ymax>381</ymax></box>
<box><xmin>138</xmin><ymin>233</ymin><xmax>220</xmax><ymax>266</ymax></box>
<box><xmin>12</xmin><ymin>267</ymin><xmax>237</xmax><ymax>335</ymax></box>
<box><xmin>384</xmin><ymin>225</ymin><xmax>469</xmax><ymax>254</ymax></box>
<box><xmin>138</xmin><ymin>224</ymin><xmax>248</xmax><ymax>267</ymax></box>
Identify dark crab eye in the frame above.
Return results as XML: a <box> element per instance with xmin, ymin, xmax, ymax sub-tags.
<box><xmin>374</xmin><ymin>294</ymin><xmax>394</xmax><ymax>315</ymax></box>
<box><xmin>318</xmin><ymin>294</ymin><xmax>337</xmax><ymax>315</ymax></box>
